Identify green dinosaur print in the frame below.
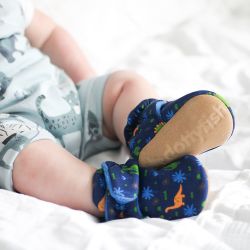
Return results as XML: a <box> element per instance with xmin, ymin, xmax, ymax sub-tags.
<box><xmin>121</xmin><ymin>164</ymin><xmax>139</xmax><ymax>175</ymax></box>
<box><xmin>156</xmin><ymin>206</ymin><xmax>162</xmax><ymax>212</ymax></box>
<box><xmin>164</xmin><ymin>161</ymin><xmax>179</xmax><ymax>171</ymax></box>
<box><xmin>163</xmin><ymin>191</ymin><xmax>168</xmax><ymax>200</ymax></box>
<box><xmin>196</xmin><ymin>173</ymin><xmax>201</xmax><ymax>180</ymax></box>
<box><xmin>154</xmin><ymin>122</ymin><xmax>166</xmax><ymax>134</ymax></box>
<box><xmin>137</xmin><ymin>139</ymin><xmax>142</xmax><ymax>144</ymax></box>
<box><xmin>201</xmin><ymin>201</ymin><xmax>206</xmax><ymax>208</ymax></box>
<box><xmin>133</xmin><ymin>146</ymin><xmax>140</xmax><ymax>157</ymax></box>
<box><xmin>111</xmin><ymin>173</ymin><xmax>116</xmax><ymax>180</ymax></box>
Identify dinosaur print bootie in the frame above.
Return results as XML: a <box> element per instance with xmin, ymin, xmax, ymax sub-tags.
<box><xmin>92</xmin><ymin>155</ymin><xmax>208</xmax><ymax>221</ymax></box>
<box><xmin>124</xmin><ymin>90</ymin><xmax>235</xmax><ymax>167</ymax></box>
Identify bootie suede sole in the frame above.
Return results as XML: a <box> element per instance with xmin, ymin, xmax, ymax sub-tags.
<box><xmin>139</xmin><ymin>94</ymin><xmax>234</xmax><ymax>167</ymax></box>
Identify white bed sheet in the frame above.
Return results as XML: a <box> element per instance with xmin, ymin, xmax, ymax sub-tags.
<box><xmin>1</xmin><ymin>0</ymin><xmax>250</xmax><ymax>249</ymax></box>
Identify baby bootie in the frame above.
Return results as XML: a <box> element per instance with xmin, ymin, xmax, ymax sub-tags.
<box><xmin>92</xmin><ymin>155</ymin><xmax>208</xmax><ymax>221</ymax></box>
<box><xmin>124</xmin><ymin>90</ymin><xmax>235</xmax><ymax>167</ymax></box>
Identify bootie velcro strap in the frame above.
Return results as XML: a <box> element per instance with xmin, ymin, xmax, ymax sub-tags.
<box><xmin>92</xmin><ymin>159</ymin><xmax>143</xmax><ymax>221</ymax></box>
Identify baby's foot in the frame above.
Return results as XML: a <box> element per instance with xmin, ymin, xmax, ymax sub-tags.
<box><xmin>124</xmin><ymin>91</ymin><xmax>235</xmax><ymax>167</ymax></box>
<box><xmin>92</xmin><ymin>155</ymin><xmax>208</xmax><ymax>221</ymax></box>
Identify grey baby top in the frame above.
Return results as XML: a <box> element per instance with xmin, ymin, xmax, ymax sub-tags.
<box><xmin>0</xmin><ymin>0</ymin><xmax>83</xmax><ymax>157</ymax></box>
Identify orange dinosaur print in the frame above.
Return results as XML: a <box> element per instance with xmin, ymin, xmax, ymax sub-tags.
<box><xmin>98</xmin><ymin>196</ymin><xmax>106</xmax><ymax>212</ymax></box>
<box><xmin>165</xmin><ymin>184</ymin><xmax>185</xmax><ymax>213</ymax></box>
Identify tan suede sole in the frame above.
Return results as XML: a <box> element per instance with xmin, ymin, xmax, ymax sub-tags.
<box><xmin>139</xmin><ymin>95</ymin><xmax>233</xmax><ymax>167</ymax></box>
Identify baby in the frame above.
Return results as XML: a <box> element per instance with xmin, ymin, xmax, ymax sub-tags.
<box><xmin>0</xmin><ymin>0</ymin><xmax>234</xmax><ymax>221</ymax></box>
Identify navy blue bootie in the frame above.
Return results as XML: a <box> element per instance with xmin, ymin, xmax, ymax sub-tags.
<box><xmin>124</xmin><ymin>90</ymin><xmax>235</xmax><ymax>167</ymax></box>
<box><xmin>92</xmin><ymin>155</ymin><xmax>208</xmax><ymax>221</ymax></box>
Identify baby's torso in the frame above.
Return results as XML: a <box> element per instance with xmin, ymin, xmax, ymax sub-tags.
<box><xmin>0</xmin><ymin>0</ymin><xmax>83</xmax><ymax>157</ymax></box>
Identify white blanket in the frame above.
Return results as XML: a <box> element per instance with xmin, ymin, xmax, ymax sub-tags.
<box><xmin>1</xmin><ymin>0</ymin><xmax>250</xmax><ymax>249</ymax></box>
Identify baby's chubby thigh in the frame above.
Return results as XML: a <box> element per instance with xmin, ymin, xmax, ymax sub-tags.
<box><xmin>102</xmin><ymin>70</ymin><xmax>158</xmax><ymax>143</ymax></box>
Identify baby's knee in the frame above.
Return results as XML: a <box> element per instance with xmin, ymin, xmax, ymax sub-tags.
<box><xmin>108</xmin><ymin>70</ymin><xmax>146</xmax><ymax>85</ymax></box>
<box><xmin>103</xmin><ymin>70</ymin><xmax>146</xmax><ymax>110</ymax></box>
<box><xmin>106</xmin><ymin>70</ymin><xmax>149</xmax><ymax>95</ymax></box>
<box><xmin>13</xmin><ymin>140</ymin><xmax>54</xmax><ymax>191</ymax></box>
<box><xmin>14</xmin><ymin>140</ymin><xmax>42</xmax><ymax>168</ymax></box>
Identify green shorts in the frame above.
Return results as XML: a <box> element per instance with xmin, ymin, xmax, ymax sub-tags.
<box><xmin>0</xmin><ymin>74</ymin><xmax>121</xmax><ymax>191</ymax></box>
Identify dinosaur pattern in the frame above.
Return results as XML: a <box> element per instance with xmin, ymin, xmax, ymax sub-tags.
<box><xmin>93</xmin><ymin>155</ymin><xmax>209</xmax><ymax>221</ymax></box>
<box><xmin>120</xmin><ymin>164</ymin><xmax>139</xmax><ymax>175</ymax></box>
<box><xmin>35</xmin><ymin>91</ymin><xmax>82</xmax><ymax>142</ymax></box>
<box><xmin>0</xmin><ymin>35</ymin><xmax>24</xmax><ymax>63</ymax></box>
<box><xmin>124</xmin><ymin>91</ymin><xmax>235</xmax><ymax>160</ymax></box>
<box><xmin>165</xmin><ymin>184</ymin><xmax>185</xmax><ymax>212</ymax></box>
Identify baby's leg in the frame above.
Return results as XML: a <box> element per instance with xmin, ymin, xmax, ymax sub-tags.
<box><xmin>12</xmin><ymin>71</ymin><xmax>157</xmax><ymax>216</ymax></box>
<box><xmin>13</xmin><ymin>139</ymin><xmax>102</xmax><ymax>217</ymax></box>
<box><xmin>0</xmin><ymin>114</ymin><xmax>100</xmax><ymax>216</ymax></box>
<box><xmin>102</xmin><ymin>70</ymin><xmax>234</xmax><ymax>167</ymax></box>
<box><xmin>102</xmin><ymin>70</ymin><xmax>159</xmax><ymax>144</ymax></box>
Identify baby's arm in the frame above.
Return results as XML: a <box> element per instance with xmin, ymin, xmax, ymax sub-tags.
<box><xmin>26</xmin><ymin>10</ymin><xmax>95</xmax><ymax>83</ymax></box>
